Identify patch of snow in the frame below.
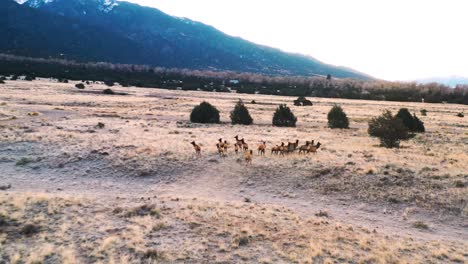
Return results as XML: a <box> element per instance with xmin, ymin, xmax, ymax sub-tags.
<box><xmin>176</xmin><ymin>17</ymin><xmax>197</xmax><ymax>25</ymax></box>
<box><xmin>19</xmin><ymin>0</ymin><xmax>56</xmax><ymax>8</ymax></box>
<box><xmin>98</xmin><ymin>0</ymin><xmax>119</xmax><ymax>13</ymax></box>
<box><xmin>17</xmin><ymin>0</ymin><xmax>118</xmax><ymax>13</ymax></box>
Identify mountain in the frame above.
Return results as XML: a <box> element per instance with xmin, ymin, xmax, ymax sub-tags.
<box><xmin>1</xmin><ymin>0</ymin><xmax>147</xmax><ymax>63</ymax></box>
<box><xmin>417</xmin><ymin>76</ymin><xmax>468</xmax><ymax>88</ymax></box>
<box><xmin>3</xmin><ymin>0</ymin><xmax>371</xmax><ymax>79</ymax></box>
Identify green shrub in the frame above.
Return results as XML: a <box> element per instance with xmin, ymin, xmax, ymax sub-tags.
<box><xmin>273</xmin><ymin>104</ymin><xmax>297</xmax><ymax>127</ymax></box>
<box><xmin>96</xmin><ymin>122</ymin><xmax>105</xmax><ymax>129</ymax></box>
<box><xmin>293</xmin><ymin>96</ymin><xmax>313</xmax><ymax>106</ymax></box>
<box><xmin>237</xmin><ymin>236</ymin><xmax>250</xmax><ymax>246</ymax></box>
<box><xmin>75</xmin><ymin>83</ymin><xmax>85</xmax><ymax>89</ymax></box>
<box><xmin>11</xmin><ymin>75</ymin><xmax>18</xmax><ymax>81</ymax></box>
<box><xmin>0</xmin><ymin>79</ymin><xmax>4</xmax><ymax>84</ymax></box>
<box><xmin>24</xmin><ymin>75</ymin><xmax>34</xmax><ymax>81</ymax></box>
<box><xmin>396</xmin><ymin>108</ymin><xmax>414</xmax><ymax>128</ymax></box>
<box><xmin>457</xmin><ymin>112</ymin><xmax>464</xmax><ymax>118</ymax></box>
<box><xmin>0</xmin><ymin>213</ymin><xmax>11</xmax><ymax>226</ymax></box>
<box><xmin>230</xmin><ymin>100</ymin><xmax>253</xmax><ymax>125</ymax></box>
<box><xmin>327</xmin><ymin>105</ymin><xmax>349</xmax><ymax>129</ymax></box>
<box><xmin>412</xmin><ymin>114</ymin><xmax>425</xmax><ymax>133</ymax></box>
<box><xmin>16</xmin><ymin>157</ymin><xmax>33</xmax><ymax>166</ymax></box>
<box><xmin>190</xmin><ymin>102</ymin><xmax>220</xmax><ymax>124</ymax></box>
<box><xmin>368</xmin><ymin>110</ymin><xmax>410</xmax><ymax>148</ymax></box>
<box><xmin>396</xmin><ymin>108</ymin><xmax>425</xmax><ymax>133</ymax></box>
<box><xmin>103</xmin><ymin>89</ymin><xmax>115</xmax><ymax>95</ymax></box>
<box><xmin>20</xmin><ymin>224</ymin><xmax>41</xmax><ymax>235</ymax></box>
<box><xmin>420</xmin><ymin>109</ymin><xmax>428</xmax><ymax>116</ymax></box>
<box><xmin>143</xmin><ymin>249</ymin><xmax>163</xmax><ymax>260</ymax></box>
<box><xmin>104</xmin><ymin>80</ymin><xmax>115</xmax><ymax>87</ymax></box>
<box><xmin>411</xmin><ymin>221</ymin><xmax>429</xmax><ymax>230</ymax></box>
<box><xmin>454</xmin><ymin>180</ymin><xmax>465</xmax><ymax>188</ymax></box>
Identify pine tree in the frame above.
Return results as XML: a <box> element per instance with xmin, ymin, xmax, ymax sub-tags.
<box><xmin>396</xmin><ymin>108</ymin><xmax>425</xmax><ymax>133</ymax></box>
<box><xmin>368</xmin><ymin>110</ymin><xmax>410</xmax><ymax>148</ymax></box>
<box><xmin>328</xmin><ymin>105</ymin><xmax>349</xmax><ymax>129</ymax></box>
<box><xmin>273</xmin><ymin>104</ymin><xmax>297</xmax><ymax>127</ymax></box>
<box><xmin>190</xmin><ymin>102</ymin><xmax>220</xmax><ymax>124</ymax></box>
<box><xmin>230</xmin><ymin>100</ymin><xmax>253</xmax><ymax>125</ymax></box>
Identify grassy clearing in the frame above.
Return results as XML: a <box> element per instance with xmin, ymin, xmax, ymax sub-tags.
<box><xmin>1</xmin><ymin>80</ymin><xmax>467</xmax><ymax>215</ymax></box>
<box><xmin>1</xmin><ymin>192</ymin><xmax>466</xmax><ymax>263</ymax></box>
<box><xmin>0</xmin><ymin>80</ymin><xmax>467</xmax><ymax>263</ymax></box>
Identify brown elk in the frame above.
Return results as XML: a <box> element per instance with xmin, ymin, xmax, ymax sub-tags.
<box><xmin>217</xmin><ymin>138</ymin><xmax>224</xmax><ymax>148</ymax></box>
<box><xmin>308</xmin><ymin>142</ymin><xmax>322</xmax><ymax>154</ymax></box>
<box><xmin>245</xmin><ymin>150</ymin><xmax>253</xmax><ymax>165</ymax></box>
<box><xmin>278</xmin><ymin>142</ymin><xmax>287</xmax><ymax>156</ymax></box>
<box><xmin>223</xmin><ymin>140</ymin><xmax>229</xmax><ymax>153</ymax></box>
<box><xmin>241</xmin><ymin>139</ymin><xmax>249</xmax><ymax>151</ymax></box>
<box><xmin>271</xmin><ymin>145</ymin><xmax>280</xmax><ymax>155</ymax></box>
<box><xmin>234</xmin><ymin>135</ymin><xmax>244</xmax><ymax>147</ymax></box>
<box><xmin>257</xmin><ymin>141</ymin><xmax>266</xmax><ymax>156</ymax></box>
<box><xmin>299</xmin><ymin>140</ymin><xmax>314</xmax><ymax>154</ymax></box>
<box><xmin>216</xmin><ymin>144</ymin><xmax>225</xmax><ymax>157</ymax></box>
<box><xmin>191</xmin><ymin>141</ymin><xmax>201</xmax><ymax>156</ymax></box>
<box><xmin>284</xmin><ymin>139</ymin><xmax>299</xmax><ymax>154</ymax></box>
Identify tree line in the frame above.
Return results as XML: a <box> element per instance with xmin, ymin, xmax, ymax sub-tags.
<box><xmin>0</xmin><ymin>54</ymin><xmax>466</xmax><ymax>105</ymax></box>
<box><xmin>192</xmin><ymin>100</ymin><xmax>429</xmax><ymax>149</ymax></box>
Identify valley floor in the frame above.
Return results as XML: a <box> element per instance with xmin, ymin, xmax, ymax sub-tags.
<box><xmin>0</xmin><ymin>80</ymin><xmax>467</xmax><ymax>263</ymax></box>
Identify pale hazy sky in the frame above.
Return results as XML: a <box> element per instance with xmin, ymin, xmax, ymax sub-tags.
<box><xmin>125</xmin><ymin>0</ymin><xmax>467</xmax><ymax>81</ymax></box>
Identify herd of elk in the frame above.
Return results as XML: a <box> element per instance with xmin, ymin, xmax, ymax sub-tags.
<box><xmin>191</xmin><ymin>137</ymin><xmax>322</xmax><ymax>164</ymax></box>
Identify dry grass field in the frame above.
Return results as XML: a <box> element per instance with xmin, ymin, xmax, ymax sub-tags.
<box><xmin>0</xmin><ymin>79</ymin><xmax>467</xmax><ymax>263</ymax></box>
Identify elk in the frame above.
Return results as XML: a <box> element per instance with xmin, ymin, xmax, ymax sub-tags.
<box><xmin>216</xmin><ymin>144</ymin><xmax>225</xmax><ymax>157</ymax></box>
<box><xmin>191</xmin><ymin>141</ymin><xmax>201</xmax><ymax>156</ymax></box>
<box><xmin>223</xmin><ymin>140</ymin><xmax>229</xmax><ymax>153</ymax></box>
<box><xmin>234</xmin><ymin>135</ymin><xmax>244</xmax><ymax>148</ymax></box>
<box><xmin>308</xmin><ymin>142</ymin><xmax>322</xmax><ymax>154</ymax></box>
<box><xmin>284</xmin><ymin>139</ymin><xmax>299</xmax><ymax>155</ymax></box>
<box><xmin>271</xmin><ymin>144</ymin><xmax>280</xmax><ymax>155</ymax></box>
<box><xmin>217</xmin><ymin>138</ymin><xmax>225</xmax><ymax>148</ymax></box>
<box><xmin>278</xmin><ymin>142</ymin><xmax>287</xmax><ymax>156</ymax></box>
<box><xmin>216</xmin><ymin>138</ymin><xmax>229</xmax><ymax>157</ymax></box>
<box><xmin>257</xmin><ymin>141</ymin><xmax>266</xmax><ymax>156</ymax></box>
<box><xmin>241</xmin><ymin>139</ymin><xmax>249</xmax><ymax>151</ymax></box>
<box><xmin>299</xmin><ymin>140</ymin><xmax>314</xmax><ymax>154</ymax></box>
<box><xmin>245</xmin><ymin>150</ymin><xmax>253</xmax><ymax>165</ymax></box>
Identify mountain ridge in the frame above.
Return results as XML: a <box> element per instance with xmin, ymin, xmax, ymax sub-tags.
<box><xmin>1</xmin><ymin>0</ymin><xmax>147</xmax><ymax>63</ymax></box>
<box><xmin>5</xmin><ymin>0</ymin><xmax>371</xmax><ymax>79</ymax></box>
<box><xmin>417</xmin><ymin>76</ymin><xmax>468</xmax><ymax>88</ymax></box>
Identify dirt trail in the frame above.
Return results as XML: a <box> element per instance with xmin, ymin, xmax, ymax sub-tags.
<box><xmin>2</xmin><ymin>150</ymin><xmax>466</xmax><ymax>246</ymax></box>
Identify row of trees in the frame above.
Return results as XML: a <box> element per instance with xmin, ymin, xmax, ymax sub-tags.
<box><xmin>190</xmin><ymin>100</ymin><xmax>426</xmax><ymax>149</ymax></box>
<box><xmin>190</xmin><ymin>100</ymin><xmax>300</xmax><ymax>127</ymax></box>
<box><xmin>1</xmin><ymin>54</ymin><xmax>467</xmax><ymax>104</ymax></box>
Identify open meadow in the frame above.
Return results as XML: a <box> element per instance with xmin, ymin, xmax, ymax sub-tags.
<box><xmin>0</xmin><ymin>79</ymin><xmax>467</xmax><ymax>263</ymax></box>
